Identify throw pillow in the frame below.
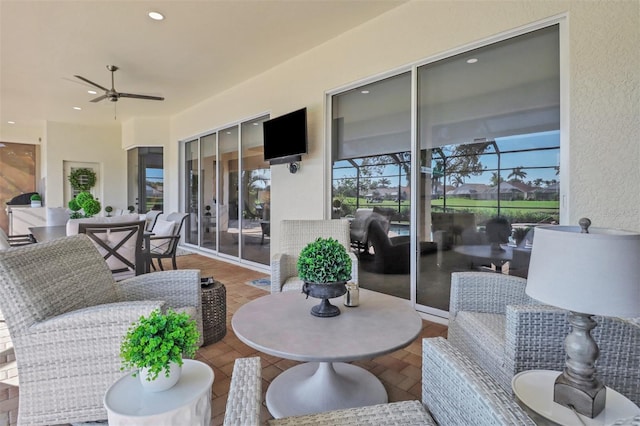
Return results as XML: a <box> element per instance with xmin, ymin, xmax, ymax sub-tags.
<box><xmin>150</xmin><ymin>219</ymin><xmax>175</xmax><ymax>253</ymax></box>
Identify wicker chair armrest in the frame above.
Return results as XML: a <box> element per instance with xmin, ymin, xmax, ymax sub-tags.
<box><xmin>224</xmin><ymin>357</ymin><xmax>262</xmax><ymax>426</ymax></box>
<box><xmin>449</xmin><ymin>272</ymin><xmax>531</xmax><ymax>317</ymax></box>
<box><xmin>148</xmin><ymin>234</ymin><xmax>180</xmax><ymax>241</ymax></box>
<box><xmin>423</xmin><ymin>337</ymin><xmax>534</xmax><ymax>425</ymax></box>
<box><xmin>117</xmin><ymin>270</ymin><xmax>200</xmax><ymax>305</ymax></box>
<box><xmin>118</xmin><ymin>270</ymin><xmax>202</xmax><ymax>343</ymax></box>
<box><xmin>31</xmin><ymin>300</ymin><xmax>165</xmax><ymax>333</ymax></box>
<box><xmin>504</xmin><ymin>304</ymin><xmax>568</xmax><ymax>374</ymax></box>
<box><xmin>270</xmin><ymin>253</ymin><xmax>297</xmax><ymax>293</ymax></box>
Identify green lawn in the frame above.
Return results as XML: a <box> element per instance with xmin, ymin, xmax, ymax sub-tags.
<box><xmin>337</xmin><ymin>196</ymin><xmax>559</xmax><ymax>223</ymax></box>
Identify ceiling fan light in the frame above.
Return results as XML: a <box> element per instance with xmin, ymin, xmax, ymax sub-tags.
<box><xmin>148</xmin><ymin>11</ymin><xmax>164</xmax><ymax>21</ymax></box>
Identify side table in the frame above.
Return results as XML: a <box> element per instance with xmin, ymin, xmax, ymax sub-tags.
<box><xmin>201</xmin><ymin>278</ymin><xmax>227</xmax><ymax>345</ymax></box>
<box><xmin>512</xmin><ymin>370</ymin><xmax>640</xmax><ymax>425</ymax></box>
<box><xmin>104</xmin><ymin>359</ymin><xmax>214</xmax><ymax>426</ymax></box>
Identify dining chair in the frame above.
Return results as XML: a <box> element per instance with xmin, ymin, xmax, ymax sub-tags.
<box><xmin>78</xmin><ymin>220</ymin><xmax>145</xmax><ymax>280</ymax></box>
<box><xmin>144</xmin><ymin>209</ymin><xmax>163</xmax><ymax>232</ymax></box>
<box><xmin>148</xmin><ymin>212</ymin><xmax>188</xmax><ymax>271</ymax></box>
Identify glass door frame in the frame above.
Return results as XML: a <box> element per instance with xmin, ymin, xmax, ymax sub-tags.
<box><xmin>326</xmin><ymin>16</ymin><xmax>566</xmax><ymax>319</ymax></box>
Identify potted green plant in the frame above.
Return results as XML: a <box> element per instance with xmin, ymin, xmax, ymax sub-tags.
<box><xmin>105</xmin><ymin>205</ymin><xmax>113</xmax><ymax>217</ymax></box>
<box><xmin>297</xmin><ymin>237</ymin><xmax>352</xmax><ymax>317</ymax></box>
<box><xmin>120</xmin><ymin>309</ymin><xmax>200</xmax><ymax>392</ymax></box>
<box><xmin>30</xmin><ymin>193</ymin><xmax>42</xmax><ymax>207</ymax></box>
<box><xmin>71</xmin><ymin>191</ymin><xmax>101</xmax><ymax>218</ymax></box>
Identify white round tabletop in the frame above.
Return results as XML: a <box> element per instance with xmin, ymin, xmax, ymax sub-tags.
<box><xmin>512</xmin><ymin>370</ymin><xmax>640</xmax><ymax>425</ymax></box>
<box><xmin>232</xmin><ymin>288</ymin><xmax>423</xmax><ymax>362</ymax></box>
<box><xmin>104</xmin><ymin>359</ymin><xmax>214</xmax><ymax>418</ymax></box>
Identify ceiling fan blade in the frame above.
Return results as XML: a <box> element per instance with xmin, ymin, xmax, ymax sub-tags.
<box><xmin>74</xmin><ymin>75</ymin><xmax>109</xmax><ymax>92</ymax></box>
<box><xmin>90</xmin><ymin>94</ymin><xmax>108</xmax><ymax>103</ymax></box>
<box><xmin>119</xmin><ymin>93</ymin><xmax>165</xmax><ymax>101</ymax></box>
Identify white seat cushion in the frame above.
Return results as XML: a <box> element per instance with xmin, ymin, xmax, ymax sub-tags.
<box><xmin>150</xmin><ymin>219</ymin><xmax>175</xmax><ymax>254</ymax></box>
<box><xmin>282</xmin><ymin>277</ymin><xmax>304</xmax><ymax>292</ymax></box>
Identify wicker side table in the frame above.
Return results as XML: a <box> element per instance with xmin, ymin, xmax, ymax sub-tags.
<box><xmin>201</xmin><ymin>279</ymin><xmax>227</xmax><ymax>345</ymax></box>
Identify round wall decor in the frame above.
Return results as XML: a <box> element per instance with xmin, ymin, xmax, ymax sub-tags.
<box><xmin>68</xmin><ymin>168</ymin><xmax>97</xmax><ymax>191</ymax></box>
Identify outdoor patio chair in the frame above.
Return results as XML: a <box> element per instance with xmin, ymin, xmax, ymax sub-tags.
<box><xmin>270</xmin><ymin>219</ymin><xmax>358</xmax><ymax>293</ymax></box>
<box><xmin>448</xmin><ymin>271</ymin><xmax>640</xmax><ymax>405</ymax></box>
<box><xmin>144</xmin><ymin>209</ymin><xmax>162</xmax><ymax>232</ymax></box>
<box><xmin>78</xmin><ymin>220</ymin><xmax>145</xmax><ymax>280</ymax></box>
<box><xmin>0</xmin><ymin>234</ymin><xmax>202</xmax><ymax>425</ymax></box>
<box><xmin>223</xmin><ymin>337</ymin><xmax>534</xmax><ymax>426</ymax></box>
<box><xmin>148</xmin><ymin>212</ymin><xmax>188</xmax><ymax>270</ymax></box>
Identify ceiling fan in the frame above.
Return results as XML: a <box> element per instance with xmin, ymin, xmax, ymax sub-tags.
<box><xmin>74</xmin><ymin>65</ymin><xmax>164</xmax><ymax>103</ymax></box>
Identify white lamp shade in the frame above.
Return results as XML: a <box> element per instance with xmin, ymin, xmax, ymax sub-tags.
<box><xmin>526</xmin><ymin>225</ymin><xmax>640</xmax><ymax>318</ymax></box>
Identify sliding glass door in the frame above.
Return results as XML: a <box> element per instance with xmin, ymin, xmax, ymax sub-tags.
<box><xmin>182</xmin><ymin>115</ymin><xmax>270</xmax><ymax>267</ymax></box>
<box><xmin>331</xmin><ymin>24</ymin><xmax>560</xmax><ymax>317</ymax></box>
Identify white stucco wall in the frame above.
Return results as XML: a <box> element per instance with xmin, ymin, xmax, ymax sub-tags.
<box><xmin>168</xmin><ymin>0</ymin><xmax>640</xmax><ymax>248</ymax></box>
<box><xmin>45</xmin><ymin>121</ymin><xmax>126</xmax><ymax>211</ymax></box>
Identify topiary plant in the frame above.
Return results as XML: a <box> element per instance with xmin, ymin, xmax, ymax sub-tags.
<box><xmin>30</xmin><ymin>193</ymin><xmax>42</xmax><ymax>201</ymax></box>
<box><xmin>68</xmin><ymin>198</ymin><xmax>83</xmax><ymax>219</ymax></box>
<box><xmin>74</xmin><ymin>191</ymin><xmax>93</xmax><ymax>207</ymax></box>
<box><xmin>120</xmin><ymin>309</ymin><xmax>200</xmax><ymax>381</ymax></box>
<box><xmin>82</xmin><ymin>198</ymin><xmax>101</xmax><ymax>217</ymax></box>
<box><xmin>297</xmin><ymin>237</ymin><xmax>352</xmax><ymax>284</ymax></box>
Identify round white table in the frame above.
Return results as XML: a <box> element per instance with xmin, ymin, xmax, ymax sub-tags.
<box><xmin>232</xmin><ymin>288</ymin><xmax>423</xmax><ymax>418</ymax></box>
<box><xmin>104</xmin><ymin>359</ymin><xmax>214</xmax><ymax>426</ymax></box>
<box><xmin>512</xmin><ymin>370</ymin><xmax>640</xmax><ymax>425</ymax></box>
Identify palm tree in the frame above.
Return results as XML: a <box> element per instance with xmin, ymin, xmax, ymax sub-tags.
<box><xmin>490</xmin><ymin>172</ymin><xmax>504</xmax><ymax>187</ymax></box>
<box><xmin>508</xmin><ymin>167</ymin><xmax>527</xmax><ymax>182</ymax></box>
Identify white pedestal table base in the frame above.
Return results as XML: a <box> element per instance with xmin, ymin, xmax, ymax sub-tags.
<box><xmin>266</xmin><ymin>361</ymin><xmax>388</xmax><ymax>418</ymax></box>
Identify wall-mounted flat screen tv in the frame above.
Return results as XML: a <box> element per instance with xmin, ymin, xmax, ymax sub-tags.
<box><xmin>263</xmin><ymin>107</ymin><xmax>307</xmax><ymax>165</ymax></box>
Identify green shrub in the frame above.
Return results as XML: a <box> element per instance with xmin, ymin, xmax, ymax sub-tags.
<box><xmin>297</xmin><ymin>237</ymin><xmax>352</xmax><ymax>284</ymax></box>
<box><xmin>120</xmin><ymin>309</ymin><xmax>200</xmax><ymax>381</ymax></box>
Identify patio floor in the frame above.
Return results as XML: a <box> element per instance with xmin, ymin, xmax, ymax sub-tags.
<box><xmin>0</xmin><ymin>253</ymin><xmax>447</xmax><ymax>426</ymax></box>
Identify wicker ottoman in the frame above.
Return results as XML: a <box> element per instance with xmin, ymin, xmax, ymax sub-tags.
<box><xmin>201</xmin><ymin>279</ymin><xmax>227</xmax><ymax>345</ymax></box>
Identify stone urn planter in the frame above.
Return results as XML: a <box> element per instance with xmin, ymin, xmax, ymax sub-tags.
<box><xmin>302</xmin><ymin>281</ymin><xmax>347</xmax><ymax>317</ymax></box>
<box><xmin>297</xmin><ymin>237</ymin><xmax>352</xmax><ymax>318</ymax></box>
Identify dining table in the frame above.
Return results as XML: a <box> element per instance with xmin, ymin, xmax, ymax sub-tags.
<box><xmin>232</xmin><ymin>288</ymin><xmax>423</xmax><ymax>418</ymax></box>
<box><xmin>29</xmin><ymin>225</ymin><xmax>67</xmax><ymax>243</ymax></box>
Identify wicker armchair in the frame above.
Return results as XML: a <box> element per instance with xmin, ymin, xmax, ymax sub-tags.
<box><xmin>448</xmin><ymin>271</ymin><xmax>640</xmax><ymax>405</ymax></box>
<box><xmin>270</xmin><ymin>219</ymin><xmax>358</xmax><ymax>293</ymax></box>
<box><xmin>223</xmin><ymin>337</ymin><xmax>534</xmax><ymax>426</ymax></box>
<box><xmin>0</xmin><ymin>234</ymin><xmax>202</xmax><ymax>426</ymax></box>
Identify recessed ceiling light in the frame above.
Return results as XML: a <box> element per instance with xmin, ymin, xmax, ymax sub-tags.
<box><xmin>361</xmin><ymin>90</ymin><xmax>370</xmax><ymax>94</ymax></box>
<box><xmin>73</xmin><ymin>106</ymin><xmax>82</xmax><ymax>110</ymax></box>
<box><xmin>7</xmin><ymin>121</ymin><xmax>15</xmax><ymax>124</ymax></box>
<box><xmin>148</xmin><ymin>11</ymin><xmax>164</xmax><ymax>21</ymax></box>
<box><xmin>253</xmin><ymin>122</ymin><xmax>260</xmax><ymax>126</ymax></box>
<box><xmin>88</xmin><ymin>90</ymin><xmax>97</xmax><ymax>95</ymax></box>
<box><xmin>466</xmin><ymin>58</ymin><xmax>478</xmax><ymax>64</ymax></box>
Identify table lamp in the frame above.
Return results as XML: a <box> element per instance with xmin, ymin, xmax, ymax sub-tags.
<box><xmin>525</xmin><ymin>218</ymin><xmax>640</xmax><ymax>418</ymax></box>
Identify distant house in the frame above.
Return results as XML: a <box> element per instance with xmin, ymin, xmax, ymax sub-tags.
<box><xmin>446</xmin><ymin>183</ymin><xmax>490</xmax><ymax>199</ymax></box>
<box><xmin>485</xmin><ymin>182</ymin><xmax>532</xmax><ymax>200</ymax></box>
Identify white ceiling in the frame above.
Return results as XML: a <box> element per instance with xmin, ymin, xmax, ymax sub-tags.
<box><xmin>0</xmin><ymin>0</ymin><xmax>405</xmax><ymax>130</ymax></box>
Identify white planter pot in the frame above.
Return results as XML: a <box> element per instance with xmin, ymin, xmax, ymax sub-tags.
<box><xmin>138</xmin><ymin>361</ymin><xmax>182</xmax><ymax>392</ymax></box>
<box><xmin>31</xmin><ymin>201</ymin><xmax>41</xmax><ymax>207</ymax></box>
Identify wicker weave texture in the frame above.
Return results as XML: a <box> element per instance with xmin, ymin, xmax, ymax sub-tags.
<box><xmin>268</xmin><ymin>400</ymin><xmax>434</xmax><ymax>426</ymax></box>
<box><xmin>448</xmin><ymin>271</ymin><xmax>640</xmax><ymax>405</ymax></box>
<box><xmin>201</xmin><ymin>281</ymin><xmax>227</xmax><ymax>344</ymax></box>
<box><xmin>223</xmin><ymin>357</ymin><xmax>262</xmax><ymax>426</ymax></box>
<box><xmin>271</xmin><ymin>220</ymin><xmax>358</xmax><ymax>293</ymax></box>
<box><xmin>0</xmin><ymin>235</ymin><xmax>203</xmax><ymax>425</ymax></box>
<box><xmin>423</xmin><ymin>337</ymin><xmax>535</xmax><ymax>425</ymax></box>
<box><xmin>225</xmin><ymin>338</ymin><xmax>534</xmax><ymax>426</ymax></box>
